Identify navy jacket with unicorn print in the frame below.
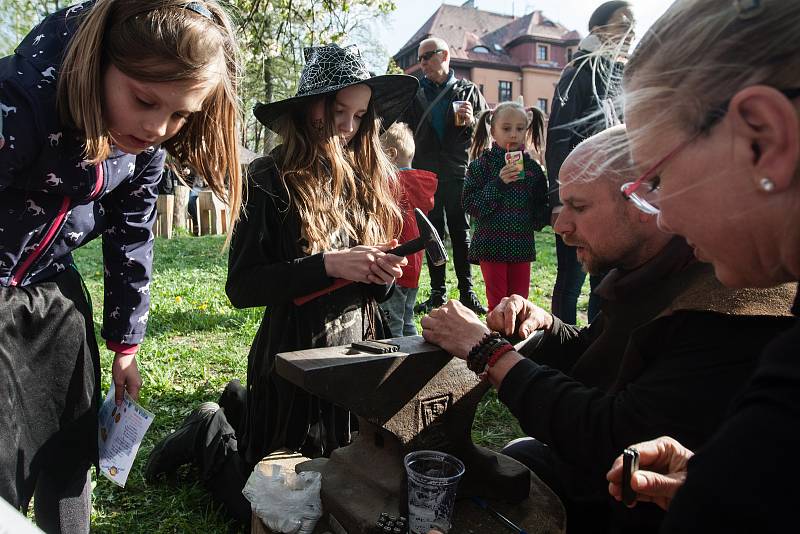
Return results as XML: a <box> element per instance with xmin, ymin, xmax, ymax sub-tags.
<box><xmin>0</xmin><ymin>2</ymin><xmax>164</xmax><ymax>347</ymax></box>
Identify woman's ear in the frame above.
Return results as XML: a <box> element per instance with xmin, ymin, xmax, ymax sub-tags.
<box><xmin>729</xmin><ymin>86</ymin><xmax>800</xmax><ymax>192</ymax></box>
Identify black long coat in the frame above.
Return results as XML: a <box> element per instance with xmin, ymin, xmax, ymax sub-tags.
<box><xmin>226</xmin><ymin>155</ymin><xmax>390</xmax><ymax>465</ymax></box>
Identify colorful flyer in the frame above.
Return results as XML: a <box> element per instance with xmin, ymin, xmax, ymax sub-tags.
<box><xmin>98</xmin><ymin>384</ymin><xmax>155</xmax><ymax>487</ymax></box>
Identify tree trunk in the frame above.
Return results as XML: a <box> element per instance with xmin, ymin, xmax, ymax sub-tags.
<box><xmin>173</xmin><ymin>184</ymin><xmax>190</xmax><ymax>231</ymax></box>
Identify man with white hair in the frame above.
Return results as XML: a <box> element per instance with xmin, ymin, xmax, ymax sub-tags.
<box><xmin>402</xmin><ymin>37</ymin><xmax>488</xmax><ymax>315</ymax></box>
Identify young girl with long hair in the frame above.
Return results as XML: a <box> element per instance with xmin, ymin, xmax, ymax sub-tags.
<box><xmin>0</xmin><ymin>1</ymin><xmax>241</xmax><ymax>530</ymax></box>
<box><xmin>146</xmin><ymin>43</ymin><xmax>418</xmax><ymax>523</ymax></box>
<box><xmin>463</xmin><ymin>101</ymin><xmax>549</xmax><ymax>311</ymax></box>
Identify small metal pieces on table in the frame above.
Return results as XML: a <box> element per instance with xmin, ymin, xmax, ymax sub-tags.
<box><xmin>375</xmin><ymin>512</ymin><xmax>407</xmax><ymax>533</ymax></box>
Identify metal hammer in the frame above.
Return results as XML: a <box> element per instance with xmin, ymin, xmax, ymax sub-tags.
<box><xmin>293</xmin><ymin>208</ymin><xmax>447</xmax><ymax>306</ymax></box>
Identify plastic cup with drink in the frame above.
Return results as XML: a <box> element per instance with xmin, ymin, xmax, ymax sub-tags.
<box><xmin>404</xmin><ymin>450</ymin><xmax>465</xmax><ymax>534</ymax></box>
<box><xmin>452</xmin><ymin>100</ymin><xmax>469</xmax><ymax>127</ymax></box>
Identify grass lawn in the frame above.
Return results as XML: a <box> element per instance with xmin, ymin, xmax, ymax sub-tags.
<box><xmin>68</xmin><ymin>231</ymin><xmax>590</xmax><ymax>532</ymax></box>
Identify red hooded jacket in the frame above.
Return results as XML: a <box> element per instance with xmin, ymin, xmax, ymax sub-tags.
<box><xmin>395</xmin><ymin>168</ymin><xmax>437</xmax><ymax>288</ymax></box>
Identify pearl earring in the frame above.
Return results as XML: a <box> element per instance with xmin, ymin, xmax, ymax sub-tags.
<box><xmin>759</xmin><ymin>177</ymin><xmax>775</xmax><ymax>192</ymax></box>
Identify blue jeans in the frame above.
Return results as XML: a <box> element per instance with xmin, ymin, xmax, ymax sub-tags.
<box><xmin>187</xmin><ymin>186</ymin><xmax>201</xmax><ymax>220</ymax></box>
<box><xmin>380</xmin><ymin>286</ymin><xmax>419</xmax><ymax>337</ymax></box>
<box><xmin>551</xmin><ymin>234</ymin><xmax>603</xmax><ymax>324</ymax></box>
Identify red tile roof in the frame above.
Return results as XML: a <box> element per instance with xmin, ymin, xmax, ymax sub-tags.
<box><xmin>394</xmin><ymin>3</ymin><xmax>581</xmax><ymax>70</ymax></box>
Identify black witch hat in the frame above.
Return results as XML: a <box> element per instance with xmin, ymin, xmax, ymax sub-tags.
<box><xmin>253</xmin><ymin>43</ymin><xmax>418</xmax><ymax>131</ymax></box>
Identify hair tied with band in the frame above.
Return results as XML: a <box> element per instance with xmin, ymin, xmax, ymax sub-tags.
<box><xmin>734</xmin><ymin>0</ymin><xmax>764</xmax><ymax>20</ymax></box>
<box><xmin>185</xmin><ymin>1</ymin><xmax>213</xmax><ymax>20</ymax></box>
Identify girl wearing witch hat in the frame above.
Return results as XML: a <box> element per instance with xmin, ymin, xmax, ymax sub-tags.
<box><xmin>146</xmin><ymin>43</ymin><xmax>418</xmax><ymax>522</ymax></box>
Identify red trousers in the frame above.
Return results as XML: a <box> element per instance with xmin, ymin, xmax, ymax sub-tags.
<box><xmin>479</xmin><ymin>261</ymin><xmax>531</xmax><ymax>311</ymax></box>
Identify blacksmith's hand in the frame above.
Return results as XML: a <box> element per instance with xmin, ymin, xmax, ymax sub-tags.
<box><xmin>487</xmin><ymin>295</ymin><xmax>553</xmax><ymax>338</ymax></box>
<box><xmin>421</xmin><ymin>299</ymin><xmax>490</xmax><ymax>359</ymax></box>
<box><xmin>324</xmin><ymin>240</ymin><xmax>405</xmax><ymax>285</ymax></box>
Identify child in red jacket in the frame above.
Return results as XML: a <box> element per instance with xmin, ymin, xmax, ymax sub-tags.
<box><xmin>380</xmin><ymin>122</ymin><xmax>438</xmax><ymax>336</ymax></box>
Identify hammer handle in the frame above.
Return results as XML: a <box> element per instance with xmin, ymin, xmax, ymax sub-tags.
<box><xmin>292</xmin><ymin>244</ymin><xmax>420</xmax><ymax>306</ymax></box>
<box><xmin>386</xmin><ymin>236</ymin><xmax>425</xmax><ymax>258</ymax></box>
<box><xmin>293</xmin><ymin>277</ymin><xmax>352</xmax><ymax>306</ymax></box>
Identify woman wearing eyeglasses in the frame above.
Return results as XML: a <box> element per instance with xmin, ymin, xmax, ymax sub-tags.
<box><xmin>606</xmin><ymin>1</ymin><xmax>800</xmax><ymax>532</ymax></box>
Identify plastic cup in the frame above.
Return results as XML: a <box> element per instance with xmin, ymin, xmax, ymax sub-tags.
<box><xmin>404</xmin><ymin>450</ymin><xmax>466</xmax><ymax>534</ymax></box>
<box><xmin>452</xmin><ymin>101</ymin><xmax>468</xmax><ymax>127</ymax></box>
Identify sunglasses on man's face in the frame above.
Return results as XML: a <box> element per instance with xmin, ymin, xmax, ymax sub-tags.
<box><xmin>418</xmin><ymin>49</ymin><xmax>444</xmax><ymax>62</ymax></box>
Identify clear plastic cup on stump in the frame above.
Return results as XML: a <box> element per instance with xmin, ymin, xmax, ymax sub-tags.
<box><xmin>404</xmin><ymin>450</ymin><xmax>465</xmax><ymax>534</ymax></box>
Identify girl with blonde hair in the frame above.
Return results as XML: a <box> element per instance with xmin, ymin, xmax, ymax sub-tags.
<box><xmin>146</xmin><ymin>43</ymin><xmax>418</xmax><ymax>523</ymax></box>
<box><xmin>464</xmin><ymin>101</ymin><xmax>549</xmax><ymax>310</ymax></box>
<box><xmin>0</xmin><ymin>1</ymin><xmax>241</xmax><ymax>530</ymax></box>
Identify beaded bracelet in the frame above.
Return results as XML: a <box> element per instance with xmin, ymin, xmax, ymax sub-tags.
<box><xmin>467</xmin><ymin>332</ymin><xmax>512</xmax><ymax>375</ymax></box>
<box><xmin>486</xmin><ymin>343</ymin><xmax>514</xmax><ymax>369</ymax></box>
<box><xmin>479</xmin><ymin>343</ymin><xmax>515</xmax><ymax>380</ymax></box>
<box><xmin>467</xmin><ymin>332</ymin><xmax>499</xmax><ymax>373</ymax></box>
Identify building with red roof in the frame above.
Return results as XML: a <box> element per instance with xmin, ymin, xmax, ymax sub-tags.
<box><xmin>392</xmin><ymin>1</ymin><xmax>581</xmax><ymax>113</ymax></box>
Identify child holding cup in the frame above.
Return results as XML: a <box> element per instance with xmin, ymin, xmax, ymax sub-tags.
<box><xmin>463</xmin><ymin>102</ymin><xmax>549</xmax><ymax>311</ymax></box>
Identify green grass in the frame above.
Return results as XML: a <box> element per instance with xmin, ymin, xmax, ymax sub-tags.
<box><xmin>64</xmin><ymin>231</ymin><xmax>590</xmax><ymax>532</ymax></box>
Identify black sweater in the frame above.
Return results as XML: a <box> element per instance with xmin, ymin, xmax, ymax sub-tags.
<box><xmin>660</xmin><ymin>290</ymin><xmax>800</xmax><ymax>533</ymax></box>
<box><xmin>498</xmin><ymin>239</ymin><xmax>795</xmax><ymax>482</ymax></box>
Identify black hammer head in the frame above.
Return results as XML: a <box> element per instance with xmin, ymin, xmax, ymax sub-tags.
<box><xmin>413</xmin><ymin>209</ymin><xmax>448</xmax><ymax>266</ymax></box>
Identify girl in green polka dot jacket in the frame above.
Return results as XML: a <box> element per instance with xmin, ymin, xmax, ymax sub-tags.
<box><xmin>462</xmin><ymin>101</ymin><xmax>549</xmax><ymax>311</ymax></box>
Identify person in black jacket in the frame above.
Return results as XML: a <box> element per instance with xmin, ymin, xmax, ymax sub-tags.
<box><xmin>402</xmin><ymin>37</ymin><xmax>489</xmax><ymax>315</ymax></box>
<box><xmin>546</xmin><ymin>1</ymin><xmax>634</xmax><ymax>325</ymax></box>
<box><xmin>603</xmin><ymin>2</ymin><xmax>800</xmax><ymax>533</ymax></box>
<box><xmin>421</xmin><ymin>127</ymin><xmax>795</xmax><ymax>533</ymax></box>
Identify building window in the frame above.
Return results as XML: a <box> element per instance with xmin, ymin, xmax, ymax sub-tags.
<box><xmin>537</xmin><ymin>98</ymin><xmax>549</xmax><ymax>114</ymax></box>
<box><xmin>498</xmin><ymin>81</ymin><xmax>512</xmax><ymax>102</ymax></box>
<box><xmin>567</xmin><ymin>48</ymin><xmax>574</xmax><ymax>62</ymax></box>
<box><xmin>537</xmin><ymin>44</ymin><xmax>548</xmax><ymax>61</ymax></box>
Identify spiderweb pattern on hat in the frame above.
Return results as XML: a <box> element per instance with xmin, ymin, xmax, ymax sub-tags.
<box><xmin>253</xmin><ymin>43</ymin><xmax>419</xmax><ymax>133</ymax></box>
<box><xmin>298</xmin><ymin>44</ymin><xmax>371</xmax><ymax>97</ymax></box>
